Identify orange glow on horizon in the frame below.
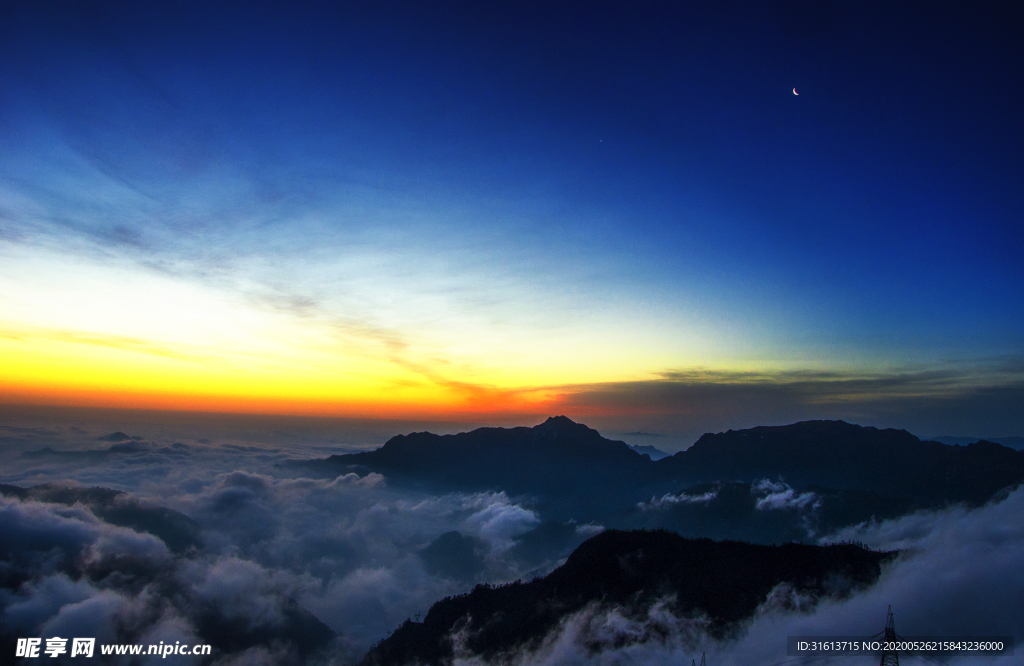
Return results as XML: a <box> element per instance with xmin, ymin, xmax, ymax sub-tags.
<box><xmin>0</xmin><ymin>377</ymin><xmax>572</xmax><ymax>421</ymax></box>
<box><xmin>0</xmin><ymin>315</ymin><xmax>657</xmax><ymax>420</ymax></box>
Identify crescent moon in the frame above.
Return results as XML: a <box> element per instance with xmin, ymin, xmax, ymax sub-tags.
<box><xmin>793</xmin><ymin>88</ymin><xmax>799</xmax><ymax>95</ymax></box>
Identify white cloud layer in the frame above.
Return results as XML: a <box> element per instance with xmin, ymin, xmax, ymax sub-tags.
<box><xmin>447</xmin><ymin>487</ymin><xmax>1024</xmax><ymax>665</ymax></box>
<box><xmin>2</xmin><ymin>422</ymin><xmax>1021</xmax><ymax>664</ymax></box>
<box><xmin>0</xmin><ymin>424</ymin><xmax>553</xmax><ymax>658</ymax></box>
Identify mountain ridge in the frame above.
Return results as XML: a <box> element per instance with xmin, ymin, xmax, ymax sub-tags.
<box><xmin>362</xmin><ymin>529</ymin><xmax>896</xmax><ymax>666</ymax></box>
<box><xmin>299</xmin><ymin>418</ymin><xmax>1024</xmax><ymax>517</ymax></box>
<box><xmin>306</xmin><ymin>416</ymin><xmax>650</xmax><ymax>518</ymax></box>
<box><xmin>657</xmin><ymin>420</ymin><xmax>1024</xmax><ymax>503</ymax></box>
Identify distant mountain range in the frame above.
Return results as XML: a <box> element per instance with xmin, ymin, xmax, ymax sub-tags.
<box><xmin>362</xmin><ymin>529</ymin><xmax>895</xmax><ymax>666</ymax></box>
<box><xmin>929</xmin><ymin>436</ymin><xmax>1024</xmax><ymax>450</ymax></box>
<box><xmin>628</xmin><ymin>443</ymin><xmax>671</xmax><ymax>460</ymax></box>
<box><xmin>300</xmin><ymin>417</ymin><xmax>1024</xmax><ymax>526</ymax></box>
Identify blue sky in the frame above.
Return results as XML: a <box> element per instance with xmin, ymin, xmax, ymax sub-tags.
<box><xmin>1</xmin><ymin>1</ymin><xmax>1021</xmax><ymax>436</ymax></box>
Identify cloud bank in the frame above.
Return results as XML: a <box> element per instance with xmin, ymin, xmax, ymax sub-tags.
<box><xmin>0</xmin><ymin>423</ymin><xmax>563</xmax><ymax>662</ymax></box>
<box><xmin>446</xmin><ymin>487</ymin><xmax>1024</xmax><ymax>665</ymax></box>
<box><xmin>2</xmin><ymin>417</ymin><xmax>1022</xmax><ymax>664</ymax></box>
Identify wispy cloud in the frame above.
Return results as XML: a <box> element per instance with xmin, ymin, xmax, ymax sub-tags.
<box><xmin>0</xmin><ymin>325</ymin><xmax>204</xmax><ymax>362</ymax></box>
<box><xmin>543</xmin><ymin>361</ymin><xmax>1024</xmax><ymax>441</ymax></box>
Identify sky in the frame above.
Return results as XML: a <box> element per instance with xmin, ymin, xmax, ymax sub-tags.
<box><xmin>1</xmin><ymin>1</ymin><xmax>1022</xmax><ymax>438</ymax></box>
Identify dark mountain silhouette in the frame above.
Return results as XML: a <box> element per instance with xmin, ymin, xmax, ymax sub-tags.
<box><xmin>194</xmin><ymin>597</ymin><xmax>334</xmax><ymax>660</ymax></box>
<box><xmin>300</xmin><ymin>418</ymin><xmax>1024</xmax><ymax>525</ymax></box>
<box><xmin>362</xmin><ymin>529</ymin><xmax>895</xmax><ymax>666</ymax></box>
<box><xmin>930</xmin><ymin>435</ymin><xmax>1024</xmax><ymax>450</ymax></box>
<box><xmin>0</xmin><ymin>483</ymin><xmax>201</xmax><ymax>553</ymax></box>
<box><xmin>420</xmin><ymin>531</ymin><xmax>488</xmax><ymax>582</ymax></box>
<box><xmin>96</xmin><ymin>431</ymin><xmax>145</xmax><ymax>442</ymax></box>
<box><xmin>303</xmin><ymin>416</ymin><xmax>652</xmax><ymax>519</ymax></box>
<box><xmin>656</xmin><ymin>421</ymin><xmax>1024</xmax><ymax>505</ymax></box>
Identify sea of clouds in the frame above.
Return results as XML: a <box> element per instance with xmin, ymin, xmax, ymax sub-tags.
<box><xmin>475</xmin><ymin>486</ymin><xmax>1024</xmax><ymax>666</ymax></box>
<box><xmin>0</xmin><ymin>421</ymin><xmax>550</xmax><ymax>663</ymax></box>
<box><xmin>1</xmin><ymin>420</ymin><xmax>1021</xmax><ymax>665</ymax></box>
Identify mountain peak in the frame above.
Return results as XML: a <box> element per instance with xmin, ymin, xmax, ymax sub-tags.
<box><xmin>534</xmin><ymin>416</ymin><xmax>602</xmax><ymax>441</ymax></box>
<box><xmin>537</xmin><ymin>415</ymin><xmax>581</xmax><ymax>430</ymax></box>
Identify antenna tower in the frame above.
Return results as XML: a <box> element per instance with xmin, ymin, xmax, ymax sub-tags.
<box><xmin>879</xmin><ymin>605</ymin><xmax>899</xmax><ymax>666</ymax></box>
